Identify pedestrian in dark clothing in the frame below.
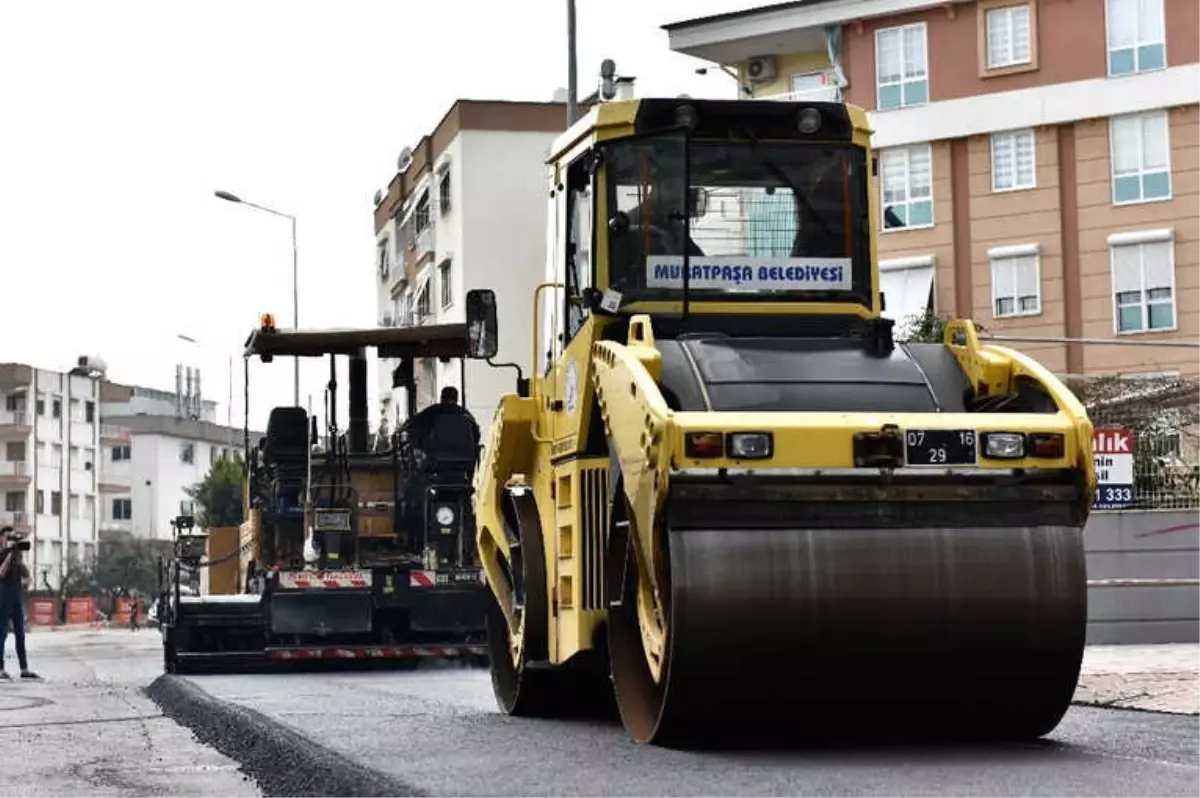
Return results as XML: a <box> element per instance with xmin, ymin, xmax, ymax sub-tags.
<box><xmin>0</xmin><ymin>526</ymin><xmax>38</xmax><ymax>680</ymax></box>
<box><xmin>129</xmin><ymin>598</ymin><xmax>139</xmax><ymax>632</ymax></box>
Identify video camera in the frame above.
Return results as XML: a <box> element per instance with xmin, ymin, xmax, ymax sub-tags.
<box><xmin>1</xmin><ymin>535</ymin><xmax>30</xmax><ymax>553</ymax></box>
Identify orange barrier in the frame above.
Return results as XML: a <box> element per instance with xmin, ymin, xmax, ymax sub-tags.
<box><xmin>66</xmin><ymin>596</ymin><xmax>96</xmax><ymax>625</ymax></box>
<box><xmin>29</xmin><ymin>598</ymin><xmax>57</xmax><ymax>626</ymax></box>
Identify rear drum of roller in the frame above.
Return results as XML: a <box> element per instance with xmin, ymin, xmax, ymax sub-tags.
<box><xmin>608</xmin><ymin>506</ymin><xmax>1088</xmax><ymax>747</ymax></box>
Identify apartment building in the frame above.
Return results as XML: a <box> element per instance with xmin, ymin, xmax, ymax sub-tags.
<box><xmin>0</xmin><ymin>359</ymin><xmax>103</xmax><ymax>589</ymax></box>
<box><xmin>372</xmin><ymin>99</ymin><xmax>567</xmax><ymax>433</ymax></box>
<box><xmin>98</xmin><ymin>378</ymin><xmax>259</xmax><ymax>542</ymax></box>
<box><xmin>664</xmin><ymin>0</ymin><xmax>1199</xmax><ymax>377</ymax></box>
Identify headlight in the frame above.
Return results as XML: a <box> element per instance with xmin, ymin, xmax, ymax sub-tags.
<box><xmin>797</xmin><ymin>107</ymin><xmax>822</xmax><ymax>134</ymax></box>
<box><xmin>435</xmin><ymin>506</ymin><xmax>455</xmax><ymax>525</ymax></box>
<box><xmin>983</xmin><ymin>432</ymin><xmax>1024</xmax><ymax>459</ymax></box>
<box><xmin>728</xmin><ymin>432</ymin><xmax>772</xmax><ymax>459</ymax></box>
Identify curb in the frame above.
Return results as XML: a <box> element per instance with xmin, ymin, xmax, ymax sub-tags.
<box><xmin>145</xmin><ymin>674</ymin><xmax>424</xmax><ymax>797</ymax></box>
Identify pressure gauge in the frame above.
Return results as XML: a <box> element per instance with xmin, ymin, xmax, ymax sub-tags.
<box><xmin>436</xmin><ymin>506</ymin><xmax>455</xmax><ymax>526</ymax></box>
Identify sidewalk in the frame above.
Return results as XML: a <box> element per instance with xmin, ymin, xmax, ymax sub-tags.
<box><xmin>1074</xmin><ymin>643</ymin><xmax>1199</xmax><ymax>714</ymax></box>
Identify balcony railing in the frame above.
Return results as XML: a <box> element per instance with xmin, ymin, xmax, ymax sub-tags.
<box><xmin>0</xmin><ymin>461</ymin><xmax>29</xmax><ymax>479</ymax></box>
<box><xmin>758</xmin><ymin>85</ymin><xmax>843</xmax><ymax>103</ymax></box>
<box><xmin>0</xmin><ymin>510</ymin><xmax>28</xmax><ymax>527</ymax></box>
<box><xmin>0</xmin><ymin>411</ymin><xmax>29</xmax><ymax>428</ymax></box>
<box><xmin>100</xmin><ymin>424</ymin><xmax>130</xmax><ymax>441</ymax></box>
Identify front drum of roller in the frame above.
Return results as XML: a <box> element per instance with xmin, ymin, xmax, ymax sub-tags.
<box><xmin>608</xmin><ymin>485</ymin><xmax>1088</xmax><ymax>747</ymax></box>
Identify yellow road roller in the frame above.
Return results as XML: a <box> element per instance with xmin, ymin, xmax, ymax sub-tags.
<box><xmin>461</xmin><ymin>96</ymin><xmax>1096</xmax><ymax>747</ymax></box>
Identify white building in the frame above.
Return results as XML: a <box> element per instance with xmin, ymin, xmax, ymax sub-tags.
<box><xmin>98</xmin><ymin>376</ymin><xmax>260</xmax><ymax>541</ymax></box>
<box><xmin>0</xmin><ymin>358</ymin><xmax>104</xmax><ymax>589</ymax></box>
<box><xmin>372</xmin><ymin>99</ymin><xmax>568</xmax><ymax>436</ymax></box>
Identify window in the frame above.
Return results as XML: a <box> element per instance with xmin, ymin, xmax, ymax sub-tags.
<box><xmin>1110</xmin><ymin>110</ymin><xmax>1171</xmax><ymax>204</ymax></box>
<box><xmin>414</xmin><ymin>190</ymin><xmax>431</xmax><ymax>233</ymax></box>
<box><xmin>51</xmin><ymin>491</ymin><xmax>62</xmax><ymax>516</ymax></box>
<box><xmin>438</xmin><ymin>167</ymin><xmax>451</xmax><ymax>214</ymax></box>
<box><xmin>35</xmin><ymin>490</ymin><xmax>43</xmax><ymax>514</ymax></box>
<box><xmin>5</xmin><ymin>441</ymin><xmax>25</xmax><ymax>461</ymax></box>
<box><xmin>52</xmin><ymin>398</ymin><xmax>61</xmax><ymax>419</ymax></box>
<box><xmin>4</xmin><ymin>492</ymin><xmax>23</xmax><ymax>513</ymax></box>
<box><xmin>51</xmin><ymin>444</ymin><xmax>62</xmax><ymax>469</ymax></box>
<box><xmin>438</xmin><ymin>259</ymin><xmax>453</xmax><ymax>309</ymax></box>
<box><xmin>875</xmin><ymin>23</ymin><xmax>928</xmax><ymax>110</ymax></box>
<box><xmin>180</xmin><ymin>442</ymin><xmax>195</xmax><ymax>464</ymax></box>
<box><xmin>879</xmin><ymin>255</ymin><xmax>935</xmax><ymax>334</ymax></box>
<box><xmin>3</xmin><ymin>393</ymin><xmax>21</xmax><ymax>412</ymax></box>
<box><xmin>416</xmin><ymin>282</ymin><xmax>431</xmax><ymax>321</ymax></box>
<box><xmin>377</xmin><ymin>238</ymin><xmax>389</xmax><ymax>281</ymax></box>
<box><xmin>985</xmin><ymin>3</ymin><xmax>1032</xmax><ymax>69</ymax></box>
<box><xmin>1110</xmin><ymin>232</ymin><xmax>1175</xmax><ymax>333</ymax></box>
<box><xmin>879</xmin><ymin>144</ymin><xmax>933</xmax><ymax>230</ymax></box>
<box><xmin>36</xmin><ymin>396</ymin><xmax>44</xmax><ymax>416</ymax></box>
<box><xmin>111</xmin><ymin>444</ymin><xmax>130</xmax><ymax>461</ymax></box>
<box><xmin>1106</xmin><ymin>0</ymin><xmax>1166</xmax><ymax>76</ymax></box>
<box><xmin>989</xmin><ymin>245</ymin><xmax>1041</xmax><ymax>317</ymax></box>
<box><xmin>85</xmin><ymin>400</ymin><xmax>95</xmax><ymax>423</ymax></box>
<box><xmin>112</xmin><ymin>498</ymin><xmax>132</xmax><ymax>521</ymax></box>
<box><xmin>210</xmin><ymin>445</ymin><xmax>218</xmax><ymax>465</ymax></box>
<box><xmin>991</xmin><ymin>129</ymin><xmax>1036</xmax><ymax>191</ymax></box>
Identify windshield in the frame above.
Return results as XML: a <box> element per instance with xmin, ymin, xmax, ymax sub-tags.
<box><xmin>603</xmin><ymin>136</ymin><xmax>871</xmax><ymax>306</ymax></box>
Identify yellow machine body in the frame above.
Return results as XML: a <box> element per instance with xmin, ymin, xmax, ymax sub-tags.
<box><xmin>472</xmin><ymin>96</ymin><xmax>1096</xmax><ymax>745</ymax></box>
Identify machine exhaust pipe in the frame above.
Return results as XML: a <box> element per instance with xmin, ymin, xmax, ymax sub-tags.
<box><xmin>348</xmin><ymin>348</ymin><xmax>368</xmax><ymax>454</ymax></box>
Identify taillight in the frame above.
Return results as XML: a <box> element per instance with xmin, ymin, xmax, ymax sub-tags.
<box><xmin>1028</xmin><ymin>433</ymin><xmax>1064</xmax><ymax>459</ymax></box>
<box><xmin>685</xmin><ymin>432</ymin><xmax>723</xmax><ymax>458</ymax></box>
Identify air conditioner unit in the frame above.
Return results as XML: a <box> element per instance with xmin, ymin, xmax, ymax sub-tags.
<box><xmin>746</xmin><ymin>55</ymin><xmax>778</xmax><ymax>83</ymax></box>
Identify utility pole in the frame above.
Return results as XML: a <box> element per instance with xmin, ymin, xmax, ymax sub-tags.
<box><xmin>566</xmin><ymin>0</ymin><xmax>578</xmax><ymax>126</ymax></box>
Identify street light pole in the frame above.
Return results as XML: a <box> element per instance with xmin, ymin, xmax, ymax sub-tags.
<box><xmin>214</xmin><ymin>189</ymin><xmax>300</xmax><ymax>407</ymax></box>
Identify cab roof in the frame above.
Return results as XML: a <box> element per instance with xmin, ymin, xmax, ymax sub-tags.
<box><xmin>243</xmin><ymin>323</ymin><xmax>469</xmax><ymax>360</ymax></box>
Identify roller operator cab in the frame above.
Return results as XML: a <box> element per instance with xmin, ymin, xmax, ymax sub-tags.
<box><xmin>464</xmin><ymin>97</ymin><xmax>1097</xmax><ymax>747</ymax></box>
<box><xmin>159</xmin><ymin>320</ymin><xmax>489</xmax><ymax>674</ymax></box>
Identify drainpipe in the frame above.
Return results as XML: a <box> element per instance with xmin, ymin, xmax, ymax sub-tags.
<box><xmin>30</xmin><ymin>369</ymin><xmax>38</xmax><ymax>578</ymax></box>
<box><xmin>64</xmin><ymin>373</ymin><xmax>70</xmax><ymax>580</ymax></box>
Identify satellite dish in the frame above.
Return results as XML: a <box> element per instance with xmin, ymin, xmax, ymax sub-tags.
<box><xmin>373</xmin><ymin>189</ymin><xmax>384</xmax><ymax>206</ymax></box>
<box><xmin>397</xmin><ymin>147</ymin><xmax>413</xmax><ymax>171</ymax></box>
<box><xmin>552</xmin><ymin>87</ymin><xmax>568</xmax><ymax>103</ymax></box>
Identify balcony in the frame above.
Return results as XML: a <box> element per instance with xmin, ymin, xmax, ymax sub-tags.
<box><xmin>416</xmin><ymin>224</ymin><xmax>435</xmax><ymax>260</ymax></box>
<box><xmin>0</xmin><ymin>461</ymin><xmax>30</xmax><ymax>481</ymax></box>
<box><xmin>100</xmin><ymin>518</ymin><xmax>133</xmax><ymax>534</ymax></box>
<box><xmin>759</xmin><ymin>84</ymin><xmax>843</xmax><ymax>103</ymax></box>
<box><xmin>0</xmin><ymin>510</ymin><xmax>28</xmax><ymax>529</ymax></box>
<box><xmin>0</xmin><ymin>410</ymin><xmax>31</xmax><ymax>432</ymax></box>
<box><xmin>100</xmin><ymin>424</ymin><xmax>131</xmax><ymax>443</ymax></box>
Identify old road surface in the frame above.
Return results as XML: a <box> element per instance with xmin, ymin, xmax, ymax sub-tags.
<box><xmin>1</xmin><ymin>628</ymin><xmax>259</xmax><ymax>797</ymax></box>
<box><xmin>175</xmin><ymin>656</ymin><xmax>1198</xmax><ymax>798</ymax></box>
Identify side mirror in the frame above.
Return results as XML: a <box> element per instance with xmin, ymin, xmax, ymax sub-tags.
<box><xmin>465</xmin><ymin>288</ymin><xmax>498</xmax><ymax>360</ymax></box>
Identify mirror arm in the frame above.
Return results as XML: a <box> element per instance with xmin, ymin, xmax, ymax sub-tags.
<box><xmin>486</xmin><ymin>357</ymin><xmax>529</xmax><ymax>398</ymax></box>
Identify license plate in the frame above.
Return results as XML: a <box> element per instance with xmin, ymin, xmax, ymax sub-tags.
<box><xmin>436</xmin><ymin>571</ymin><xmax>480</xmax><ymax>584</ymax></box>
<box><xmin>904</xmin><ymin>429</ymin><xmax>977</xmax><ymax>467</ymax></box>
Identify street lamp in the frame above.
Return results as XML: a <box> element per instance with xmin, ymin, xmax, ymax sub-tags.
<box><xmin>213</xmin><ymin>189</ymin><xmax>300</xmax><ymax>406</ymax></box>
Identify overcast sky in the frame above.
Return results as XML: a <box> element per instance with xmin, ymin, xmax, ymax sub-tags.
<box><xmin>1</xmin><ymin>0</ymin><xmax>761</xmax><ymax>431</ymax></box>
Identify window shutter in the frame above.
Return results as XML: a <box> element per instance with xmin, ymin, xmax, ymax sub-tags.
<box><xmin>1142</xmin><ymin>241</ymin><xmax>1172</xmax><ymax>289</ymax></box>
<box><xmin>1111</xmin><ymin>117</ymin><xmax>1140</xmax><ymax>174</ymax></box>
<box><xmin>909</xmin><ymin>146</ymin><xmax>932</xmax><ymax>199</ymax></box>
<box><xmin>1112</xmin><ymin>244</ymin><xmax>1142</xmax><ymax>293</ymax></box>
<box><xmin>1141</xmin><ymin>112</ymin><xmax>1168</xmax><ymax>170</ymax></box>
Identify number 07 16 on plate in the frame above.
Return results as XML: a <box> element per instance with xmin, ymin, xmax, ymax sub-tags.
<box><xmin>904</xmin><ymin>429</ymin><xmax>979</xmax><ymax>466</ymax></box>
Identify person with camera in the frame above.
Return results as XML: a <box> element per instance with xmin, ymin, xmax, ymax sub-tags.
<box><xmin>0</xmin><ymin>525</ymin><xmax>38</xmax><ymax>680</ymax></box>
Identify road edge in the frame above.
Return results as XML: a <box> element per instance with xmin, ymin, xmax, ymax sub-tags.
<box><xmin>145</xmin><ymin>674</ymin><xmax>426</xmax><ymax>797</ymax></box>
